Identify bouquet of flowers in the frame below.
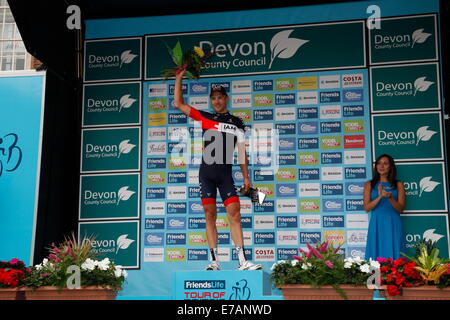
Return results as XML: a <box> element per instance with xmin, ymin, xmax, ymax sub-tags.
<box><xmin>270</xmin><ymin>242</ymin><xmax>377</xmax><ymax>299</ymax></box>
<box><xmin>378</xmin><ymin>257</ymin><xmax>423</xmax><ymax>296</ymax></box>
<box><xmin>23</xmin><ymin>233</ymin><xmax>127</xmax><ymax>291</ymax></box>
<box><xmin>0</xmin><ymin>258</ymin><xmax>30</xmax><ymax>288</ymax></box>
<box><xmin>161</xmin><ymin>40</ymin><xmax>213</xmax><ymax>79</ymax></box>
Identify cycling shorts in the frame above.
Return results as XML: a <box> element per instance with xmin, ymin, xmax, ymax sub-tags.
<box><xmin>199</xmin><ymin>164</ymin><xmax>240</xmax><ymax>207</ymax></box>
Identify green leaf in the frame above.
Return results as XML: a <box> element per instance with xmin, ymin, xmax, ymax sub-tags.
<box><xmin>163</xmin><ymin>41</ymin><xmax>178</xmax><ymax>66</ymax></box>
<box><xmin>184</xmin><ymin>70</ymin><xmax>195</xmax><ymax>79</ymax></box>
<box><xmin>172</xmin><ymin>41</ymin><xmax>183</xmax><ymax>66</ymax></box>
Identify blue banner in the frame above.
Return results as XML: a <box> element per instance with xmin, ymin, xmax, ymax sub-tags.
<box><xmin>0</xmin><ymin>72</ymin><xmax>46</xmax><ymax>265</ymax></box>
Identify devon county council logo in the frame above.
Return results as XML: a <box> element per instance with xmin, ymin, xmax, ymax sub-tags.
<box><xmin>118</xmin><ymin>140</ymin><xmax>136</xmax><ymax>158</ymax></box>
<box><xmin>418</xmin><ymin>177</ymin><xmax>440</xmax><ymax>197</ymax></box>
<box><xmin>415</xmin><ymin>126</ymin><xmax>436</xmax><ymax>146</ymax></box>
<box><xmin>411</xmin><ymin>29</ymin><xmax>432</xmax><ymax>48</ymax></box>
<box><xmin>119</xmin><ymin>94</ymin><xmax>137</xmax><ymax>112</ymax></box>
<box><xmin>116</xmin><ymin>186</ymin><xmax>136</xmax><ymax>205</ymax></box>
<box><xmin>269</xmin><ymin>30</ymin><xmax>308</xmax><ymax>69</ymax></box>
<box><xmin>120</xmin><ymin>50</ymin><xmax>138</xmax><ymax>68</ymax></box>
<box><xmin>413</xmin><ymin>77</ymin><xmax>434</xmax><ymax>96</ymax></box>
<box><xmin>423</xmin><ymin>229</ymin><xmax>444</xmax><ymax>244</ymax></box>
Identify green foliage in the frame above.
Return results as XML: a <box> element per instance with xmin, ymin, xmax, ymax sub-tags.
<box><xmin>270</xmin><ymin>242</ymin><xmax>378</xmax><ymax>300</ymax></box>
<box><xmin>402</xmin><ymin>246</ymin><xmax>450</xmax><ymax>285</ymax></box>
<box><xmin>161</xmin><ymin>40</ymin><xmax>212</xmax><ymax>80</ymax></box>
<box><xmin>23</xmin><ymin>233</ymin><xmax>127</xmax><ymax>291</ymax></box>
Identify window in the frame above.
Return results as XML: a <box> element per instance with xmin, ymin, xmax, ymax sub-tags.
<box><xmin>0</xmin><ymin>2</ymin><xmax>31</xmax><ymax>70</ymax></box>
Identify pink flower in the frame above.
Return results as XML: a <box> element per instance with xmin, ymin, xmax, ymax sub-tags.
<box><xmin>312</xmin><ymin>248</ymin><xmax>323</xmax><ymax>259</ymax></box>
<box><xmin>376</xmin><ymin>257</ymin><xmax>388</xmax><ymax>263</ymax></box>
<box><xmin>325</xmin><ymin>260</ymin><xmax>334</xmax><ymax>268</ymax></box>
<box><xmin>49</xmin><ymin>254</ymin><xmax>61</xmax><ymax>263</ymax></box>
<box><xmin>333</xmin><ymin>245</ymin><xmax>342</xmax><ymax>254</ymax></box>
<box><xmin>293</xmin><ymin>255</ymin><xmax>303</xmax><ymax>261</ymax></box>
<box><xmin>298</xmin><ymin>248</ymin><xmax>307</xmax><ymax>256</ymax></box>
<box><xmin>9</xmin><ymin>258</ymin><xmax>20</xmax><ymax>265</ymax></box>
<box><xmin>319</xmin><ymin>242</ymin><xmax>329</xmax><ymax>253</ymax></box>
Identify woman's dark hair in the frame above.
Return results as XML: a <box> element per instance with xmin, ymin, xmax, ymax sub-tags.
<box><xmin>370</xmin><ymin>154</ymin><xmax>398</xmax><ymax>189</ymax></box>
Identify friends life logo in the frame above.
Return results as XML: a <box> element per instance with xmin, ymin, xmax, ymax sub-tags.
<box><xmin>0</xmin><ymin>133</ymin><xmax>22</xmax><ymax>177</ymax></box>
<box><xmin>197</xmin><ymin>29</ymin><xmax>309</xmax><ymax>71</ymax></box>
<box><xmin>85</xmin><ymin>139</ymin><xmax>136</xmax><ymax>159</ymax></box>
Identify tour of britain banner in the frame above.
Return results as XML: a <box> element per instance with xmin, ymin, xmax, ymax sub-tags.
<box><xmin>81</xmin><ymin>1</ymin><xmax>448</xmax><ymax>298</ymax></box>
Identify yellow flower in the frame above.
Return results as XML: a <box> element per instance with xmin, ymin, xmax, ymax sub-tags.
<box><xmin>194</xmin><ymin>46</ymin><xmax>205</xmax><ymax>58</ymax></box>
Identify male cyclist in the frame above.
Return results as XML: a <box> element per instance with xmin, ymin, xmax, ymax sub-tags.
<box><xmin>173</xmin><ymin>69</ymin><xmax>261</xmax><ymax>271</ymax></box>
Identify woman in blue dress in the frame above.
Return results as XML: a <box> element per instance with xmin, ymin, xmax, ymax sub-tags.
<box><xmin>364</xmin><ymin>154</ymin><xmax>406</xmax><ymax>260</ymax></box>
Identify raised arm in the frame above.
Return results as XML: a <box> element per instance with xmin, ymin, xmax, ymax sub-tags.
<box><xmin>173</xmin><ymin>69</ymin><xmax>192</xmax><ymax>116</ymax></box>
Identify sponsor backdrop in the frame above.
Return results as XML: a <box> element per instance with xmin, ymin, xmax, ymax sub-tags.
<box><xmin>0</xmin><ymin>71</ymin><xmax>46</xmax><ymax>265</ymax></box>
<box><xmin>81</xmin><ymin>0</ymin><xmax>448</xmax><ymax>298</ymax></box>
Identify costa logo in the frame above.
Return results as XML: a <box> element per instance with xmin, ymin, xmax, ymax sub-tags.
<box><xmin>342</xmin><ymin>73</ymin><xmax>363</xmax><ymax>88</ymax></box>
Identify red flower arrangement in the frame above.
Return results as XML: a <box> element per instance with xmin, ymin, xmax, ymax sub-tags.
<box><xmin>377</xmin><ymin>257</ymin><xmax>423</xmax><ymax>296</ymax></box>
<box><xmin>0</xmin><ymin>258</ymin><xmax>30</xmax><ymax>288</ymax></box>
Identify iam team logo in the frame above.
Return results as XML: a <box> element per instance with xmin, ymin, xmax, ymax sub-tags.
<box><xmin>0</xmin><ymin>133</ymin><xmax>22</xmax><ymax>177</ymax></box>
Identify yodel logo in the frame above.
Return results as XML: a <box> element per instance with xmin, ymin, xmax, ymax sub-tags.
<box><xmin>87</xmin><ymin>94</ymin><xmax>136</xmax><ymax>113</ymax></box>
<box><xmin>85</xmin><ymin>139</ymin><xmax>136</xmax><ymax>159</ymax></box>
<box><xmin>0</xmin><ymin>133</ymin><xmax>22</xmax><ymax>177</ymax></box>
<box><xmin>377</xmin><ymin>125</ymin><xmax>437</xmax><ymax>146</ymax></box>
<box><xmin>83</xmin><ymin>186</ymin><xmax>135</xmax><ymax>206</ymax></box>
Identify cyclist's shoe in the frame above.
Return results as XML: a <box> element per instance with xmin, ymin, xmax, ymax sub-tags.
<box><xmin>238</xmin><ymin>260</ymin><xmax>262</xmax><ymax>270</ymax></box>
<box><xmin>205</xmin><ymin>262</ymin><xmax>221</xmax><ymax>271</ymax></box>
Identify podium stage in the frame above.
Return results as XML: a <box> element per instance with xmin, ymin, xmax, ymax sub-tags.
<box><xmin>172</xmin><ymin>270</ymin><xmax>281</xmax><ymax>300</ymax></box>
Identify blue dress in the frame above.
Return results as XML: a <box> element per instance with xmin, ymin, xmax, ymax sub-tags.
<box><xmin>365</xmin><ymin>182</ymin><xmax>405</xmax><ymax>260</ymax></box>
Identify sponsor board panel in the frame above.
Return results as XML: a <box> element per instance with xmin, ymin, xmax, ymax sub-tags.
<box><xmin>79</xmin><ymin>173</ymin><xmax>140</xmax><ymax>220</ymax></box>
<box><xmin>372</xmin><ymin>112</ymin><xmax>443</xmax><ymax>161</ymax></box>
<box><xmin>369</xmin><ymin>14</ymin><xmax>438</xmax><ymax>65</ymax></box>
<box><xmin>81</xmin><ymin>127</ymin><xmax>141</xmax><ymax>173</ymax></box>
<box><xmin>78</xmin><ymin>220</ymin><xmax>140</xmax><ymax>268</ymax></box>
<box><xmin>84</xmin><ymin>37</ymin><xmax>142</xmax><ymax>82</ymax></box>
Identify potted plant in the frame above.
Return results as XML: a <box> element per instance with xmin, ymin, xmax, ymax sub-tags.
<box><xmin>380</xmin><ymin>241</ymin><xmax>450</xmax><ymax>300</ymax></box>
<box><xmin>0</xmin><ymin>258</ymin><xmax>30</xmax><ymax>300</ymax></box>
<box><xmin>270</xmin><ymin>241</ymin><xmax>379</xmax><ymax>300</ymax></box>
<box><xmin>22</xmin><ymin>233</ymin><xmax>127</xmax><ymax>300</ymax></box>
